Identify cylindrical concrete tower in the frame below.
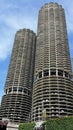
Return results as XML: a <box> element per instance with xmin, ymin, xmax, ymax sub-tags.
<box><xmin>32</xmin><ymin>2</ymin><xmax>73</xmax><ymax>121</ymax></box>
<box><xmin>0</xmin><ymin>29</ymin><xmax>36</xmax><ymax>123</ymax></box>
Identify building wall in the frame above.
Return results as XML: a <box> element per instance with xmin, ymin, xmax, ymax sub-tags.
<box><xmin>7</xmin><ymin>122</ymin><xmax>19</xmax><ymax>130</ymax></box>
<box><xmin>0</xmin><ymin>29</ymin><xmax>36</xmax><ymax>123</ymax></box>
<box><xmin>32</xmin><ymin>3</ymin><xmax>73</xmax><ymax>121</ymax></box>
<box><xmin>71</xmin><ymin>58</ymin><xmax>73</xmax><ymax>73</ymax></box>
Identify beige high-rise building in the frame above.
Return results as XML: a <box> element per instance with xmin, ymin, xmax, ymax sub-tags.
<box><xmin>32</xmin><ymin>3</ymin><xmax>73</xmax><ymax>121</ymax></box>
<box><xmin>0</xmin><ymin>2</ymin><xmax>73</xmax><ymax>124</ymax></box>
<box><xmin>72</xmin><ymin>58</ymin><xmax>73</xmax><ymax>73</ymax></box>
<box><xmin>0</xmin><ymin>29</ymin><xmax>36</xmax><ymax>123</ymax></box>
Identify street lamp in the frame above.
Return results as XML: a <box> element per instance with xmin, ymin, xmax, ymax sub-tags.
<box><xmin>42</xmin><ymin>99</ymin><xmax>49</xmax><ymax>121</ymax></box>
<box><xmin>38</xmin><ymin>107</ymin><xmax>41</xmax><ymax>121</ymax></box>
<box><xmin>34</xmin><ymin>108</ymin><xmax>36</xmax><ymax>122</ymax></box>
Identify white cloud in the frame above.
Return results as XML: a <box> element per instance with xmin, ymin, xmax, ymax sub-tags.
<box><xmin>0</xmin><ymin>0</ymin><xmax>37</xmax><ymax>61</ymax></box>
<box><xmin>0</xmin><ymin>0</ymin><xmax>73</xmax><ymax>62</ymax></box>
<box><xmin>66</xmin><ymin>10</ymin><xmax>73</xmax><ymax>33</ymax></box>
<box><xmin>0</xmin><ymin>40</ymin><xmax>11</xmax><ymax>60</ymax></box>
<box><xmin>0</xmin><ymin>16</ymin><xmax>37</xmax><ymax>61</ymax></box>
<box><xmin>63</xmin><ymin>0</ymin><xmax>73</xmax><ymax>33</ymax></box>
<box><xmin>4</xmin><ymin>15</ymin><xmax>37</xmax><ymax>31</ymax></box>
<box><xmin>0</xmin><ymin>27</ymin><xmax>14</xmax><ymax>60</ymax></box>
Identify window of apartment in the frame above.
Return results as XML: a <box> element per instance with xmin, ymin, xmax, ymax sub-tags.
<box><xmin>50</xmin><ymin>69</ymin><xmax>56</xmax><ymax>75</ymax></box>
<box><xmin>9</xmin><ymin>88</ymin><xmax>12</xmax><ymax>92</ymax></box>
<box><xmin>39</xmin><ymin>71</ymin><xmax>42</xmax><ymax>78</ymax></box>
<box><xmin>58</xmin><ymin>70</ymin><xmax>63</xmax><ymax>76</ymax></box>
<box><xmin>6</xmin><ymin>89</ymin><xmax>7</xmax><ymax>94</ymax></box>
<box><xmin>24</xmin><ymin>89</ymin><xmax>27</xmax><ymax>94</ymax></box>
<box><xmin>65</xmin><ymin>72</ymin><xmax>68</xmax><ymax>77</ymax></box>
<box><xmin>13</xmin><ymin>87</ymin><xmax>17</xmax><ymax>92</ymax></box>
<box><xmin>44</xmin><ymin>69</ymin><xmax>49</xmax><ymax>76</ymax></box>
<box><xmin>18</xmin><ymin>87</ymin><xmax>23</xmax><ymax>92</ymax></box>
<box><xmin>28</xmin><ymin>90</ymin><xmax>31</xmax><ymax>96</ymax></box>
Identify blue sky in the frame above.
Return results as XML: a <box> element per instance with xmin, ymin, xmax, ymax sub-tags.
<box><xmin>0</xmin><ymin>0</ymin><xmax>73</xmax><ymax>103</ymax></box>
